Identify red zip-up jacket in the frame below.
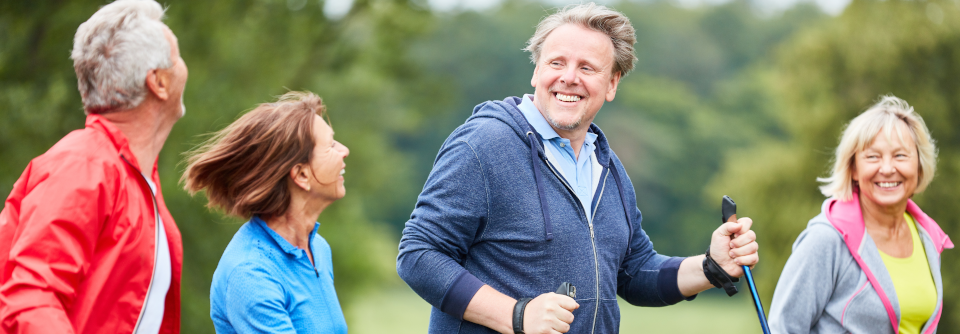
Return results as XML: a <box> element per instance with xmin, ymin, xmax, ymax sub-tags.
<box><xmin>0</xmin><ymin>114</ymin><xmax>182</xmax><ymax>333</ymax></box>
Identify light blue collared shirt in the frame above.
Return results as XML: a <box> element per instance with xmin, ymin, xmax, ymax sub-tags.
<box><xmin>517</xmin><ymin>94</ymin><xmax>598</xmax><ymax>219</ymax></box>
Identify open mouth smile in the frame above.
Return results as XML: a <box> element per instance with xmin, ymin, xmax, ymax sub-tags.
<box><xmin>875</xmin><ymin>181</ymin><xmax>901</xmax><ymax>189</ymax></box>
<box><xmin>555</xmin><ymin>92</ymin><xmax>581</xmax><ymax>102</ymax></box>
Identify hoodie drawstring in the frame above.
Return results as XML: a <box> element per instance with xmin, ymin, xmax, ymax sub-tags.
<box><xmin>527</xmin><ymin>131</ymin><xmax>554</xmax><ymax>241</ymax></box>
<box><xmin>608</xmin><ymin>164</ymin><xmax>634</xmax><ymax>257</ymax></box>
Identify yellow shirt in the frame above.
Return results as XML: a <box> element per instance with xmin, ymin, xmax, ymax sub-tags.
<box><xmin>878</xmin><ymin>213</ymin><xmax>936</xmax><ymax>334</ymax></box>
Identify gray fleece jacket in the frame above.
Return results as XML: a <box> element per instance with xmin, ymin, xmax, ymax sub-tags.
<box><xmin>768</xmin><ymin>194</ymin><xmax>952</xmax><ymax>334</ymax></box>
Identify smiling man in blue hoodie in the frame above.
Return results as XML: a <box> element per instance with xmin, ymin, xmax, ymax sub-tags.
<box><xmin>397</xmin><ymin>3</ymin><xmax>760</xmax><ymax>334</ymax></box>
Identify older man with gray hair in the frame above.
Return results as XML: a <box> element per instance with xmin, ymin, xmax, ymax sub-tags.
<box><xmin>0</xmin><ymin>0</ymin><xmax>187</xmax><ymax>333</ymax></box>
<box><xmin>398</xmin><ymin>3</ymin><xmax>759</xmax><ymax>333</ymax></box>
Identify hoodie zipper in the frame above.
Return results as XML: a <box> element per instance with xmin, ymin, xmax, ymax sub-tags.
<box><xmin>121</xmin><ymin>155</ymin><xmax>160</xmax><ymax>333</ymax></box>
<box><xmin>588</xmin><ymin>172</ymin><xmax>608</xmax><ymax>334</ymax></box>
<box><xmin>542</xmin><ymin>156</ymin><xmax>606</xmax><ymax>334</ymax></box>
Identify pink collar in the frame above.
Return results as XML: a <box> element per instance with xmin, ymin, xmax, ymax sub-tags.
<box><xmin>826</xmin><ymin>192</ymin><xmax>953</xmax><ymax>254</ymax></box>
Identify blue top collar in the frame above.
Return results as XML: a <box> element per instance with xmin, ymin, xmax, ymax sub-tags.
<box><xmin>252</xmin><ymin>215</ymin><xmax>320</xmax><ymax>258</ymax></box>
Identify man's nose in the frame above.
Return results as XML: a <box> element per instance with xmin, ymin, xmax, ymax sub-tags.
<box><xmin>559</xmin><ymin>66</ymin><xmax>578</xmax><ymax>85</ymax></box>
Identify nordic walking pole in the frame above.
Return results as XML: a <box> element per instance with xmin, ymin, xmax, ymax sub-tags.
<box><xmin>722</xmin><ymin>195</ymin><xmax>771</xmax><ymax>334</ymax></box>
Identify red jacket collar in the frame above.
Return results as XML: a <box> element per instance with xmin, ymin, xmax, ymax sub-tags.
<box><xmin>826</xmin><ymin>191</ymin><xmax>953</xmax><ymax>254</ymax></box>
<box><xmin>85</xmin><ymin>114</ymin><xmax>151</xmax><ymax>174</ymax></box>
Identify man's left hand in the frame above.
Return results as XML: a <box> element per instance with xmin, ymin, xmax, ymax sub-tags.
<box><xmin>708</xmin><ymin>217</ymin><xmax>759</xmax><ymax>277</ymax></box>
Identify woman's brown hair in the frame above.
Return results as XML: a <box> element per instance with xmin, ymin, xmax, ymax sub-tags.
<box><xmin>182</xmin><ymin>91</ymin><xmax>327</xmax><ymax>218</ymax></box>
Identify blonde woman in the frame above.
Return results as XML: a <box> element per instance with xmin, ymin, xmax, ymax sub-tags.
<box><xmin>183</xmin><ymin>92</ymin><xmax>349</xmax><ymax>333</ymax></box>
<box><xmin>768</xmin><ymin>96</ymin><xmax>953</xmax><ymax>334</ymax></box>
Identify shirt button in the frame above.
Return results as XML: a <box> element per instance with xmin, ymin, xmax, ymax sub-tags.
<box><xmin>560</xmin><ymin>143</ymin><xmax>565</xmax><ymax>147</ymax></box>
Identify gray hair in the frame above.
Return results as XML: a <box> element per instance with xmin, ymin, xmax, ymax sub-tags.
<box><xmin>71</xmin><ymin>0</ymin><xmax>172</xmax><ymax>114</ymax></box>
<box><xmin>524</xmin><ymin>3</ymin><xmax>637</xmax><ymax>76</ymax></box>
<box><xmin>818</xmin><ymin>95</ymin><xmax>938</xmax><ymax>201</ymax></box>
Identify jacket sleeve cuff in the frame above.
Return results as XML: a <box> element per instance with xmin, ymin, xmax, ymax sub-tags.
<box><xmin>439</xmin><ymin>270</ymin><xmax>485</xmax><ymax>320</ymax></box>
<box><xmin>657</xmin><ymin>257</ymin><xmax>696</xmax><ymax>304</ymax></box>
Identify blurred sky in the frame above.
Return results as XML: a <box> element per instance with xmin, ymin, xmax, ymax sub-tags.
<box><xmin>319</xmin><ymin>0</ymin><xmax>853</xmax><ymax>18</ymax></box>
<box><xmin>666</xmin><ymin>0</ymin><xmax>850</xmax><ymax>14</ymax></box>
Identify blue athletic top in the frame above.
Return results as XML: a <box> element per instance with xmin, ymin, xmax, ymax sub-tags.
<box><xmin>210</xmin><ymin>216</ymin><xmax>347</xmax><ymax>334</ymax></box>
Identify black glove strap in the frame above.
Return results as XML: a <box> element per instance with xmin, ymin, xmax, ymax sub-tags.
<box><xmin>513</xmin><ymin>297</ymin><xmax>533</xmax><ymax>334</ymax></box>
<box><xmin>703</xmin><ymin>247</ymin><xmax>739</xmax><ymax>296</ymax></box>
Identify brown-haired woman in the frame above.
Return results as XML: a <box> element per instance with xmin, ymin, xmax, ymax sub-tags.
<box><xmin>183</xmin><ymin>91</ymin><xmax>349</xmax><ymax>334</ymax></box>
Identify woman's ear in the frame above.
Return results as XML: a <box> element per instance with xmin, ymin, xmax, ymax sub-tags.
<box><xmin>850</xmin><ymin>160</ymin><xmax>858</xmax><ymax>181</ymax></box>
<box><xmin>289</xmin><ymin>163</ymin><xmax>312</xmax><ymax>192</ymax></box>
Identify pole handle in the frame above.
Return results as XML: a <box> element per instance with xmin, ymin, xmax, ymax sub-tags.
<box><xmin>722</xmin><ymin>195</ymin><xmax>737</xmax><ymax>224</ymax></box>
<box><xmin>721</xmin><ymin>195</ymin><xmax>771</xmax><ymax>334</ymax></box>
<box><xmin>555</xmin><ymin>282</ymin><xmax>576</xmax><ymax>298</ymax></box>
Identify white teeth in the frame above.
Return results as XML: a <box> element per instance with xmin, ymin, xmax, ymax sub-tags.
<box><xmin>556</xmin><ymin>93</ymin><xmax>581</xmax><ymax>102</ymax></box>
<box><xmin>877</xmin><ymin>182</ymin><xmax>900</xmax><ymax>188</ymax></box>
<box><xmin>340</xmin><ymin>169</ymin><xmax>345</xmax><ymax>176</ymax></box>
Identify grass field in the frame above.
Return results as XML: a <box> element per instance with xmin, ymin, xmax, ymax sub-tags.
<box><xmin>347</xmin><ymin>286</ymin><xmax>765</xmax><ymax>333</ymax></box>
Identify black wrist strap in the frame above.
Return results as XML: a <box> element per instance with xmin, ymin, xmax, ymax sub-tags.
<box><xmin>703</xmin><ymin>247</ymin><xmax>739</xmax><ymax>296</ymax></box>
<box><xmin>513</xmin><ymin>297</ymin><xmax>533</xmax><ymax>334</ymax></box>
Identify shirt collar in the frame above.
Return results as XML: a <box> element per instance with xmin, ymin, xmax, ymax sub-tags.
<box><xmin>518</xmin><ymin>94</ymin><xmax>598</xmax><ymax>147</ymax></box>
<box><xmin>584</xmin><ymin>131</ymin><xmax>598</xmax><ymax>148</ymax></box>
<box><xmin>253</xmin><ymin>215</ymin><xmax>320</xmax><ymax>258</ymax></box>
<box><xmin>518</xmin><ymin>94</ymin><xmax>561</xmax><ymax>140</ymax></box>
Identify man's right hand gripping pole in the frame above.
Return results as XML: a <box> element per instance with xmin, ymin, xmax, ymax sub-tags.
<box><xmin>513</xmin><ymin>282</ymin><xmax>579</xmax><ymax>334</ymax></box>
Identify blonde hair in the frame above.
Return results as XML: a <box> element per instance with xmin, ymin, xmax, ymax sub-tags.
<box><xmin>182</xmin><ymin>91</ymin><xmax>327</xmax><ymax>218</ymax></box>
<box><xmin>818</xmin><ymin>95</ymin><xmax>938</xmax><ymax>200</ymax></box>
<box><xmin>524</xmin><ymin>2</ymin><xmax>637</xmax><ymax>76</ymax></box>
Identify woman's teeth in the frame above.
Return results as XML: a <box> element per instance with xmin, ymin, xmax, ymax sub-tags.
<box><xmin>877</xmin><ymin>182</ymin><xmax>900</xmax><ymax>188</ymax></box>
<box><xmin>556</xmin><ymin>93</ymin><xmax>580</xmax><ymax>102</ymax></box>
<box><xmin>340</xmin><ymin>169</ymin><xmax>345</xmax><ymax>176</ymax></box>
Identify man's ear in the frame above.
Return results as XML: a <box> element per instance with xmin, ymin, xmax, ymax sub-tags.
<box><xmin>289</xmin><ymin>163</ymin><xmax>311</xmax><ymax>192</ymax></box>
<box><xmin>531</xmin><ymin>64</ymin><xmax>539</xmax><ymax>88</ymax></box>
<box><xmin>145</xmin><ymin>68</ymin><xmax>171</xmax><ymax>101</ymax></box>
<box><xmin>605</xmin><ymin>71</ymin><xmax>622</xmax><ymax>102</ymax></box>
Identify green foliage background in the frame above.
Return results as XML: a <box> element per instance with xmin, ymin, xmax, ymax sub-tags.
<box><xmin>0</xmin><ymin>0</ymin><xmax>957</xmax><ymax>332</ymax></box>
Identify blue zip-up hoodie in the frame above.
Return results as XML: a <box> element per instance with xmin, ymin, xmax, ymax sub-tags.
<box><xmin>397</xmin><ymin>97</ymin><xmax>692</xmax><ymax>333</ymax></box>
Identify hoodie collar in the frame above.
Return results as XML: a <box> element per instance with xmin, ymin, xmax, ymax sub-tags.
<box><xmin>826</xmin><ymin>191</ymin><xmax>953</xmax><ymax>254</ymax></box>
<box><xmin>494</xmin><ymin>96</ymin><xmax>611</xmax><ymax>167</ymax></box>
<box><xmin>517</xmin><ymin>94</ymin><xmax>598</xmax><ymax>148</ymax></box>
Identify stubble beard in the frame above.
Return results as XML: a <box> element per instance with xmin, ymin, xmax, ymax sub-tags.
<box><xmin>543</xmin><ymin>106</ymin><xmax>583</xmax><ymax>131</ymax></box>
